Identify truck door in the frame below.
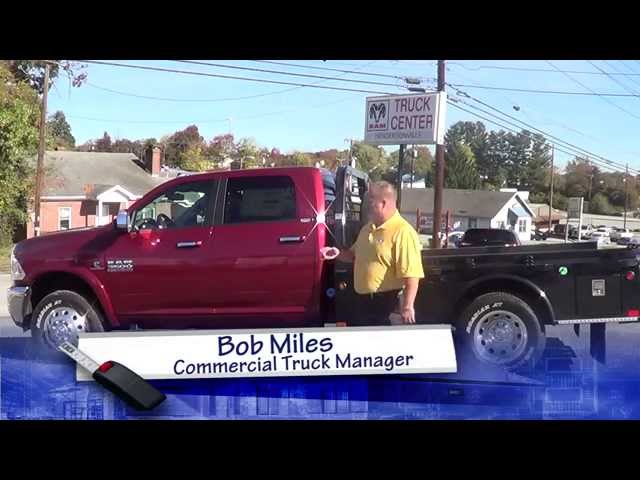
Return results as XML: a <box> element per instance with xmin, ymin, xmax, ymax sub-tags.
<box><xmin>206</xmin><ymin>172</ymin><xmax>319</xmax><ymax>327</ymax></box>
<box><xmin>96</xmin><ymin>179</ymin><xmax>219</xmax><ymax>327</ymax></box>
<box><xmin>332</xmin><ymin>166</ymin><xmax>369</xmax><ymax>324</ymax></box>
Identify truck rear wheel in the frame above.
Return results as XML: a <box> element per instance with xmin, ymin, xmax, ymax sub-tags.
<box><xmin>31</xmin><ymin>290</ymin><xmax>105</xmax><ymax>353</ymax></box>
<box><xmin>456</xmin><ymin>292</ymin><xmax>545</xmax><ymax>370</ymax></box>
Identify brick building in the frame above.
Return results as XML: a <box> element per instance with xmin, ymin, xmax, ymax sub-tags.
<box><xmin>27</xmin><ymin>146</ymin><xmax>176</xmax><ymax>238</ymax></box>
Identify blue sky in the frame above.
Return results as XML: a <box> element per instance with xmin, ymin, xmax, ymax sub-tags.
<box><xmin>48</xmin><ymin>60</ymin><xmax>640</xmax><ymax>170</ymax></box>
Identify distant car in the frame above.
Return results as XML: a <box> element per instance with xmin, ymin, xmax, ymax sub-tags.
<box><xmin>579</xmin><ymin>225</ymin><xmax>593</xmax><ymax>239</ymax></box>
<box><xmin>610</xmin><ymin>228</ymin><xmax>633</xmax><ymax>243</ymax></box>
<box><xmin>531</xmin><ymin>228</ymin><xmax>548</xmax><ymax>241</ymax></box>
<box><xmin>447</xmin><ymin>231</ymin><xmax>465</xmax><ymax>248</ymax></box>
<box><xmin>459</xmin><ymin>228</ymin><xmax>521</xmax><ymax>247</ymax></box>
<box><xmin>590</xmin><ymin>230</ymin><xmax>610</xmax><ymax>245</ymax></box>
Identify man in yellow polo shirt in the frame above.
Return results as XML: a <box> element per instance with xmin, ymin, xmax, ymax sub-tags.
<box><xmin>321</xmin><ymin>181</ymin><xmax>424</xmax><ymax>325</ymax></box>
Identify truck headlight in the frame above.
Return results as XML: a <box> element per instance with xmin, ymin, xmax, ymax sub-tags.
<box><xmin>10</xmin><ymin>246</ymin><xmax>25</xmax><ymax>281</ymax></box>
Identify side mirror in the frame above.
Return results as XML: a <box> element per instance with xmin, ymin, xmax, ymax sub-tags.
<box><xmin>116</xmin><ymin>210</ymin><xmax>130</xmax><ymax>232</ymax></box>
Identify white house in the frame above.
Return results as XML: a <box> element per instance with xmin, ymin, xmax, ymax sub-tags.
<box><xmin>400</xmin><ymin>188</ymin><xmax>535</xmax><ymax>242</ymax></box>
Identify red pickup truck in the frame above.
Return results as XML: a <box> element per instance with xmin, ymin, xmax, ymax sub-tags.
<box><xmin>9</xmin><ymin>166</ymin><xmax>358</xmax><ymax>350</ymax></box>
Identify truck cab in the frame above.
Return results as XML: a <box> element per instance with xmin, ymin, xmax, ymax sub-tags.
<box><xmin>9</xmin><ymin>166</ymin><xmax>365</xmax><ymax>349</ymax></box>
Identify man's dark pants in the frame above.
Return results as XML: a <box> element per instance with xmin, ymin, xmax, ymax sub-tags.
<box><xmin>351</xmin><ymin>290</ymin><xmax>401</xmax><ymax>327</ymax></box>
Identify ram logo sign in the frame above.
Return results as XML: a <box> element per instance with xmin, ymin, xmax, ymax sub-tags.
<box><xmin>364</xmin><ymin>93</ymin><xmax>447</xmax><ymax>146</ymax></box>
<box><xmin>368</xmin><ymin>101</ymin><xmax>389</xmax><ymax>130</ymax></box>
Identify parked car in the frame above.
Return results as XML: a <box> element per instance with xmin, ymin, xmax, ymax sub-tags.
<box><xmin>531</xmin><ymin>228</ymin><xmax>548</xmax><ymax>241</ymax></box>
<box><xmin>8</xmin><ymin>166</ymin><xmax>640</xmax><ymax>371</ymax></box>
<box><xmin>580</xmin><ymin>225</ymin><xmax>593</xmax><ymax>239</ymax></box>
<box><xmin>458</xmin><ymin>228</ymin><xmax>521</xmax><ymax>247</ymax></box>
<box><xmin>447</xmin><ymin>231</ymin><xmax>465</xmax><ymax>248</ymax></box>
<box><xmin>590</xmin><ymin>230</ymin><xmax>610</xmax><ymax>245</ymax></box>
<box><xmin>610</xmin><ymin>228</ymin><xmax>633</xmax><ymax>243</ymax></box>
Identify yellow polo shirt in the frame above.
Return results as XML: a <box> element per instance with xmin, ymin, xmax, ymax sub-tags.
<box><xmin>350</xmin><ymin>210</ymin><xmax>425</xmax><ymax>294</ymax></box>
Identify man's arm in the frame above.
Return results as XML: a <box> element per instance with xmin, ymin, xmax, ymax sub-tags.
<box><xmin>400</xmin><ymin>277</ymin><xmax>419</xmax><ymax>324</ymax></box>
<box><xmin>336</xmin><ymin>248</ymin><xmax>355</xmax><ymax>263</ymax></box>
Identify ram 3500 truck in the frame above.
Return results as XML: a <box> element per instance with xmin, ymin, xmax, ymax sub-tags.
<box><xmin>8</xmin><ymin>166</ymin><xmax>640</xmax><ymax>369</ymax></box>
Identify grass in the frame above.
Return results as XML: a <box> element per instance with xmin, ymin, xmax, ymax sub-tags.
<box><xmin>0</xmin><ymin>244</ymin><xmax>12</xmax><ymax>274</ymax></box>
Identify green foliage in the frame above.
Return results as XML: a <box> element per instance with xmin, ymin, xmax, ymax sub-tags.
<box><xmin>0</xmin><ymin>63</ymin><xmax>39</xmax><ymax>244</ymax></box>
<box><xmin>47</xmin><ymin>110</ymin><xmax>75</xmax><ymax>150</ymax></box>
<box><xmin>444</xmin><ymin>142</ymin><xmax>481</xmax><ymax>189</ymax></box>
<box><xmin>589</xmin><ymin>193</ymin><xmax>614</xmax><ymax>215</ymax></box>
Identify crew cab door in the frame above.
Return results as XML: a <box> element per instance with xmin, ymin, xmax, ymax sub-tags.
<box><xmin>206</xmin><ymin>171</ymin><xmax>319</xmax><ymax>327</ymax></box>
<box><xmin>96</xmin><ymin>178</ymin><xmax>219</xmax><ymax>326</ymax></box>
<box><xmin>332</xmin><ymin>166</ymin><xmax>369</xmax><ymax>324</ymax></box>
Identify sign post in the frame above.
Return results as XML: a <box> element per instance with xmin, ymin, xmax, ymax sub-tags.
<box><xmin>364</xmin><ymin>91</ymin><xmax>447</xmax><ymax>245</ymax></box>
<box><xmin>566</xmin><ymin>197</ymin><xmax>584</xmax><ymax>244</ymax></box>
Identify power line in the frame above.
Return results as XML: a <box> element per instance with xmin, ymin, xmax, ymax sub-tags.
<box><xmin>546</xmin><ymin>60</ymin><xmax>640</xmax><ymax>122</ymax></box>
<box><xmin>80</xmin><ymin>60</ymin><xmax>400</xmax><ymax>96</ymax></box>
<box><xmin>66</xmin><ymin>94</ymin><xmax>362</xmax><ymax>125</ymax></box>
<box><xmin>448</xmin><ymin>82</ymin><xmax>640</xmax><ymax>97</ymax></box>
<box><xmin>587</xmin><ymin>60</ymin><xmax>640</xmax><ymax>97</ymax></box>
<box><xmin>447</xmin><ymin>84</ymin><xmax>640</xmax><ymax>175</ymax></box>
<box><xmin>82</xmin><ymin>60</ymin><xmax>382</xmax><ymax>103</ymax></box>
<box><xmin>448</xmin><ymin>62</ymin><xmax>640</xmax><ymax>77</ymax></box>
<box><xmin>249</xmin><ymin>60</ymin><xmax>429</xmax><ymax>82</ymax></box>
<box><xmin>448</xmin><ymin>99</ymin><xmax>628</xmax><ymax>175</ymax></box>
<box><xmin>605</xmin><ymin>60</ymin><xmax>640</xmax><ymax>94</ymax></box>
<box><xmin>173</xmin><ymin>60</ymin><xmax>407</xmax><ymax>89</ymax></box>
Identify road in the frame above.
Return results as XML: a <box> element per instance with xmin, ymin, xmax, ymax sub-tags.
<box><xmin>0</xmin><ymin>274</ymin><xmax>29</xmax><ymax>337</ymax></box>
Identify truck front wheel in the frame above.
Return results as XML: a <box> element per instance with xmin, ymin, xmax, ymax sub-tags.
<box><xmin>456</xmin><ymin>292</ymin><xmax>545</xmax><ymax>370</ymax></box>
<box><xmin>31</xmin><ymin>290</ymin><xmax>105</xmax><ymax>352</ymax></box>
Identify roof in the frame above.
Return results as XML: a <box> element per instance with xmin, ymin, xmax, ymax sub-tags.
<box><xmin>39</xmin><ymin>151</ymin><xmax>166</xmax><ymax>197</ymax></box>
<box><xmin>528</xmin><ymin>203</ymin><xmax>565</xmax><ymax>222</ymax></box>
<box><xmin>401</xmin><ymin>188</ymin><xmax>533</xmax><ymax>219</ymax></box>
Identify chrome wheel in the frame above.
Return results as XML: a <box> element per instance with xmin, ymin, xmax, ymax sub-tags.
<box><xmin>472</xmin><ymin>310</ymin><xmax>528</xmax><ymax>365</ymax></box>
<box><xmin>42</xmin><ymin>306</ymin><xmax>88</xmax><ymax>348</ymax></box>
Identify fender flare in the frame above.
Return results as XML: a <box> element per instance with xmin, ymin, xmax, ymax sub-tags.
<box><xmin>31</xmin><ymin>268</ymin><xmax>119</xmax><ymax>328</ymax></box>
<box><xmin>456</xmin><ymin>274</ymin><xmax>555</xmax><ymax>324</ymax></box>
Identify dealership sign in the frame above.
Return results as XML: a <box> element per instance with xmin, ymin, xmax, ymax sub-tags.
<box><xmin>364</xmin><ymin>92</ymin><xmax>447</xmax><ymax>145</ymax></box>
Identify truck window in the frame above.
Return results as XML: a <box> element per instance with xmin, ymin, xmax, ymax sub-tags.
<box><xmin>223</xmin><ymin>176</ymin><xmax>296</xmax><ymax>224</ymax></box>
<box><xmin>131</xmin><ymin>180</ymin><xmax>214</xmax><ymax>230</ymax></box>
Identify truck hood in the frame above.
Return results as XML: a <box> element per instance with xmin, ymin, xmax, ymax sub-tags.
<box><xmin>14</xmin><ymin>224</ymin><xmax>120</xmax><ymax>267</ymax></box>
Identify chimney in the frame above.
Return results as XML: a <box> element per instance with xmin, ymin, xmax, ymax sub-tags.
<box><xmin>145</xmin><ymin>145</ymin><xmax>162</xmax><ymax>176</ymax></box>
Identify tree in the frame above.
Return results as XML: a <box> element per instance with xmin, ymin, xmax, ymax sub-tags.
<box><xmin>0</xmin><ymin>63</ymin><xmax>39</xmax><ymax>244</ymax></box>
<box><xmin>46</xmin><ymin>111</ymin><xmax>75</xmax><ymax>150</ymax></box>
<box><xmin>233</xmin><ymin>137</ymin><xmax>260</xmax><ymax>168</ymax></box>
<box><xmin>206</xmin><ymin>133</ymin><xmax>236</xmax><ymax>165</ymax></box>
<box><xmin>181</xmin><ymin>145</ymin><xmax>212</xmax><ymax>172</ymax></box>
<box><xmin>162</xmin><ymin>125</ymin><xmax>205</xmax><ymax>168</ymax></box>
<box><xmin>351</xmin><ymin>142</ymin><xmax>389</xmax><ymax>181</ymax></box>
<box><xmin>444</xmin><ymin>141</ymin><xmax>481</xmax><ymax>189</ymax></box>
<box><xmin>281</xmin><ymin>152</ymin><xmax>313</xmax><ymax>167</ymax></box>
<box><xmin>590</xmin><ymin>192</ymin><xmax>615</xmax><ymax>215</ymax></box>
<box><xmin>445</xmin><ymin>121</ymin><xmax>489</xmax><ymax>184</ymax></box>
<box><xmin>94</xmin><ymin>132</ymin><xmax>113</xmax><ymax>152</ymax></box>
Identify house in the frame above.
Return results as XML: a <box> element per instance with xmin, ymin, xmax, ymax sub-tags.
<box><xmin>528</xmin><ymin>203</ymin><xmax>565</xmax><ymax>229</ymax></box>
<box><xmin>400</xmin><ymin>188</ymin><xmax>535</xmax><ymax>242</ymax></box>
<box><xmin>27</xmin><ymin>146</ymin><xmax>179</xmax><ymax>238</ymax></box>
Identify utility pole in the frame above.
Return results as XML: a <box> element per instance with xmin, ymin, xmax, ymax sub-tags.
<box><xmin>432</xmin><ymin>60</ymin><xmax>446</xmax><ymax>249</ymax></box>
<box><xmin>33</xmin><ymin>62</ymin><xmax>50</xmax><ymax>238</ymax></box>
<box><xmin>410</xmin><ymin>146</ymin><xmax>416</xmax><ymax>189</ymax></box>
<box><xmin>548</xmin><ymin>144</ymin><xmax>554</xmax><ymax>232</ymax></box>
<box><xmin>397</xmin><ymin>144</ymin><xmax>405</xmax><ymax>209</ymax></box>
<box><xmin>624</xmin><ymin>163</ymin><xmax>629</xmax><ymax>230</ymax></box>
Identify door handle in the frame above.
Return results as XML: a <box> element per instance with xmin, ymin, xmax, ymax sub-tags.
<box><xmin>176</xmin><ymin>241</ymin><xmax>202</xmax><ymax>248</ymax></box>
<box><xmin>279</xmin><ymin>236</ymin><xmax>305</xmax><ymax>244</ymax></box>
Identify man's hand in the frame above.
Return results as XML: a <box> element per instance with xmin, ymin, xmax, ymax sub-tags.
<box><xmin>320</xmin><ymin>246</ymin><xmax>340</xmax><ymax>260</ymax></box>
<box><xmin>400</xmin><ymin>306</ymin><xmax>416</xmax><ymax>324</ymax></box>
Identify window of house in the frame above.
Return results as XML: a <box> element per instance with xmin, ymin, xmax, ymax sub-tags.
<box><xmin>468</xmin><ymin>218</ymin><xmax>478</xmax><ymax>229</ymax></box>
<box><xmin>59</xmin><ymin>207</ymin><xmax>71</xmax><ymax>230</ymax></box>
<box><xmin>224</xmin><ymin>176</ymin><xmax>296</xmax><ymax>224</ymax></box>
<box><xmin>497</xmin><ymin>221</ymin><xmax>506</xmax><ymax>229</ymax></box>
<box><xmin>519</xmin><ymin>219</ymin><xmax>527</xmax><ymax>232</ymax></box>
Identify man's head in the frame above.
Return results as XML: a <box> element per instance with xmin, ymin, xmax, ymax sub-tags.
<box><xmin>366</xmin><ymin>181</ymin><xmax>398</xmax><ymax>225</ymax></box>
